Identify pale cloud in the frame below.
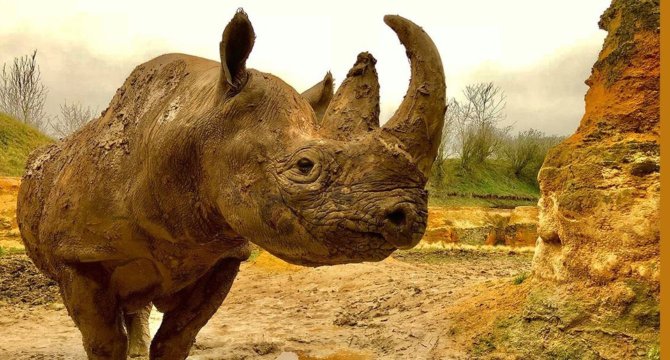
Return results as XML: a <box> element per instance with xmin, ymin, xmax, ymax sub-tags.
<box><xmin>457</xmin><ymin>39</ymin><xmax>603</xmax><ymax>135</ymax></box>
<box><xmin>0</xmin><ymin>0</ymin><xmax>609</xmax><ymax>135</ymax></box>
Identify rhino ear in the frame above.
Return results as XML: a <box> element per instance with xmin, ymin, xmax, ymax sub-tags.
<box><xmin>220</xmin><ymin>9</ymin><xmax>255</xmax><ymax>93</ymax></box>
<box><xmin>301</xmin><ymin>72</ymin><xmax>334</xmax><ymax>121</ymax></box>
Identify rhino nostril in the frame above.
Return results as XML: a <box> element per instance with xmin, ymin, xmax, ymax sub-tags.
<box><xmin>386</xmin><ymin>208</ymin><xmax>406</xmax><ymax>226</ymax></box>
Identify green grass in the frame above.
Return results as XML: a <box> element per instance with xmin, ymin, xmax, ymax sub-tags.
<box><xmin>246</xmin><ymin>248</ymin><xmax>262</xmax><ymax>262</ymax></box>
<box><xmin>0</xmin><ymin>245</ymin><xmax>25</xmax><ymax>257</ymax></box>
<box><xmin>647</xmin><ymin>344</ymin><xmax>660</xmax><ymax>360</ymax></box>
<box><xmin>0</xmin><ymin>113</ymin><xmax>53</xmax><ymax>176</ymax></box>
<box><xmin>512</xmin><ymin>272</ymin><xmax>529</xmax><ymax>285</ymax></box>
<box><xmin>429</xmin><ymin>159</ymin><xmax>540</xmax><ymax>208</ymax></box>
<box><xmin>429</xmin><ymin>196</ymin><xmax>537</xmax><ymax>208</ymax></box>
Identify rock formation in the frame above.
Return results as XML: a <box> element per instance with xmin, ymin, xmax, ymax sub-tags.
<box><xmin>502</xmin><ymin>206</ymin><xmax>539</xmax><ymax>247</ymax></box>
<box><xmin>438</xmin><ymin>1</ymin><xmax>660</xmax><ymax>358</ymax></box>
<box><xmin>534</xmin><ymin>0</ymin><xmax>660</xmax><ymax>286</ymax></box>
<box><xmin>422</xmin><ymin>206</ymin><xmax>538</xmax><ymax>247</ymax></box>
<box><xmin>527</xmin><ymin>0</ymin><xmax>661</xmax><ymax>357</ymax></box>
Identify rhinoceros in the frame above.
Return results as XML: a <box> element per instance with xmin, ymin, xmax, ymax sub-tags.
<box><xmin>17</xmin><ymin>9</ymin><xmax>445</xmax><ymax>360</ymax></box>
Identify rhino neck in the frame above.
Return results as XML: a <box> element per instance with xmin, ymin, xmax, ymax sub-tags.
<box><xmin>126</xmin><ymin>71</ymin><xmax>245</xmax><ymax>247</ymax></box>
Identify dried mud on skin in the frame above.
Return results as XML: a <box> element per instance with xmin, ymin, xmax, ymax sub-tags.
<box><xmin>0</xmin><ymin>251</ymin><xmax>532</xmax><ymax>359</ymax></box>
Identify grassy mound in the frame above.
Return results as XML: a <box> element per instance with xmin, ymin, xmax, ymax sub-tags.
<box><xmin>429</xmin><ymin>159</ymin><xmax>540</xmax><ymax>207</ymax></box>
<box><xmin>0</xmin><ymin>113</ymin><xmax>53</xmax><ymax>176</ymax></box>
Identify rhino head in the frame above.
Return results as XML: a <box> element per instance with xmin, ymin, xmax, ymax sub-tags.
<box><xmin>198</xmin><ymin>10</ymin><xmax>446</xmax><ymax>266</ymax></box>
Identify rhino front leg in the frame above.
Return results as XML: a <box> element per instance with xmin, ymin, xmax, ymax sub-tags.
<box><xmin>60</xmin><ymin>264</ymin><xmax>128</xmax><ymax>360</ymax></box>
<box><xmin>150</xmin><ymin>258</ymin><xmax>241</xmax><ymax>360</ymax></box>
<box><xmin>125</xmin><ymin>303</ymin><xmax>152</xmax><ymax>358</ymax></box>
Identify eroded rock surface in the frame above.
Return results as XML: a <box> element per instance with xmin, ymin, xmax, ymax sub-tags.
<box><xmin>435</xmin><ymin>1</ymin><xmax>660</xmax><ymax>358</ymax></box>
<box><xmin>502</xmin><ymin>206</ymin><xmax>539</xmax><ymax>247</ymax></box>
<box><xmin>528</xmin><ymin>0</ymin><xmax>661</xmax><ymax>356</ymax></box>
<box><xmin>534</xmin><ymin>0</ymin><xmax>660</xmax><ymax>286</ymax></box>
<box><xmin>422</xmin><ymin>206</ymin><xmax>538</xmax><ymax>247</ymax></box>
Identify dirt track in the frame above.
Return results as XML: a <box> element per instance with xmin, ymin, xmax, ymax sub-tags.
<box><xmin>0</xmin><ymin>249</ymin><xmax>532</xmax><ymax>359</ymax></box>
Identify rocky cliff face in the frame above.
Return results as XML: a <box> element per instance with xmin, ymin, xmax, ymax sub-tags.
<box><xmin>534</xmin><ymin>0</ymin><xmax>660</xmax><ymax>286</ymax></box>
<box><xmin>422</xmin><ymin>206</ymin><xmax>538</xmax><ymax>247</ymax></box>
<box><xmin>437</xmin><ymin>1</ymin><xmax>660</xmax><ymax>358</ymax></box>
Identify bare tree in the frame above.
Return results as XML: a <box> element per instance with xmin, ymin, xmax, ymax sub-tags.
<box><xmin>430</xmin><ymin>98</ymin><xmax>457</xmax><ymax>186</ymax></box>
<box><xmin>501</xmin><ymin>128</ymin><xmax>564</xmax><ymax>177</ymax></box>
<box><xmin>48</xmin><ymin>101</ymin><xmax>96</xmax><ymax>138</ymax></box>
<box><xmin>451</xmin><ymin>82</ymin><xmax>510</xmax><ymax>169</ymax></box>
<box><xmin>0</xmin><ymin>50</ymin><xmax>48</xmax><ymax>131</ymax></box>
<box><xmin>501</xmin><ymin>128</ymin><xmax>543</xmax><ymax>175</ymax></box>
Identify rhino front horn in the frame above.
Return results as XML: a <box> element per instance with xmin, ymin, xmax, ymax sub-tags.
<box><xmin>381</xmin><ymin>15</ymin><xmax>446</xmax><ymax>177</ymax></box>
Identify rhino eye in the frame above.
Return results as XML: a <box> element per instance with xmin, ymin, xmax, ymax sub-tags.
<box><xmin>296</xmin><ymin>158</ymin><xmax>314</xmax><ymax>174</ymax></box>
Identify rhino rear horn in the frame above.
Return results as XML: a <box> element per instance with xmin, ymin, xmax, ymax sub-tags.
<box><xmin>301</xmin><ymin>72</ymin><xmax>334</xmax><ymax>121</ymax></box>
<box><xmin>320</xmin><ymin>52</ymin><xmax>380</xmax><ymax>141</ymax></box>
<box><xmin>220</xmin><ymin>9</ymin><xmax>256</xmax><ymax>93</ymax></box>
<box><xmin>381</xmin><ymin>15</ymin><xmax>446</xmax><ymax>177</ymax></box>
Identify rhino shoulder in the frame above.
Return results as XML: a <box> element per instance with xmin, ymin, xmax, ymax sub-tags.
<box><xmin>23</xmin><ymin>142</ymin><xmax>62</xmax><ymax>181</ymax></box>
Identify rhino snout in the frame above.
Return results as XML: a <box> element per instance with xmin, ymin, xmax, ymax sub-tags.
<box><xmin>379</xmin><ymin>202</ymin><xmax>425</xmax><ymax>249</ymax></box>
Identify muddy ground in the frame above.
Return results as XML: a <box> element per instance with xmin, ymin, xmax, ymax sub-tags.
<box><xmin>0</xmin><ymin>248</ymin><xmax>532</xmax><ymax>359</ymax></box>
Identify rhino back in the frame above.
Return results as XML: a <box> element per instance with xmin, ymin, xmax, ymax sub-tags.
<box><xmin>17</xmin><ymin>53</ymin><xmax>221</xmax><ymax>276</ymax></box>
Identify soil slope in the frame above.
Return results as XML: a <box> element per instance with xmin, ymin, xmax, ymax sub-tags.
<box><xmin>0</xmin><ymin>114</ymin><xmax>52</xmax><ymax>177</ymax></box>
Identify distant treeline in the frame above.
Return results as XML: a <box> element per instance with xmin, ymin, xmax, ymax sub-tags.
<box><xmin>1</xmin><ymin>51</ymin><xmax>96</xmax><ymax>138</ymax></box>
<box><xmin>429</xmin><ymin>82</ymin><xmax>565</xmax><ymax>206</ymax></box>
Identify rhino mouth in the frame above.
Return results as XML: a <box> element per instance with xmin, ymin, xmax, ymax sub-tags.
<box><xmin>355</xmin><ymin>229</ymin><xmax>420</xmax><ymax>251</ymax></box>
<box><xmin>340</xmin><ymin>211</ymin><xmax>424</xmax><ymax>251</ymax></box>
<box><xmin>361</xmin><ymin>231</ymin><xmax>397</xmax><ymax>249</ymax></box>
<box><xmin>270</xmin><ymin>223</ymin><xmax>398</xmax><ymax>267</ymax></box>
<box><xmin>339</xmin><ymin>225</ymin><xmax>401</xmax><ymax>252</ymax></box>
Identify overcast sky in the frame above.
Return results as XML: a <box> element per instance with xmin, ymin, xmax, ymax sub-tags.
<box><xmin>1</xmin><ymin>0</ymin><xmax>610</xmax><ymax>136</ymax></box>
